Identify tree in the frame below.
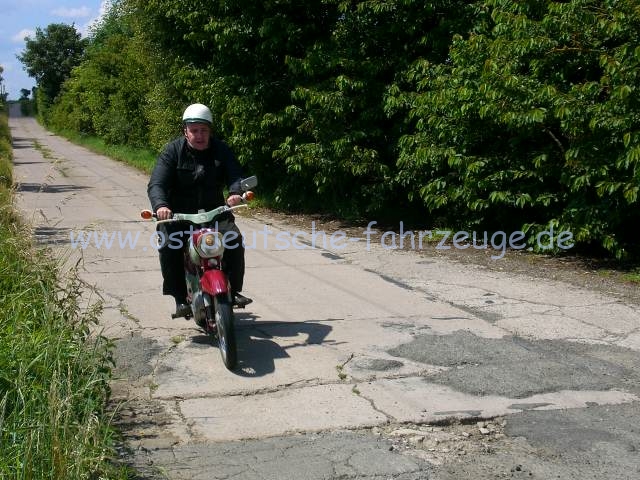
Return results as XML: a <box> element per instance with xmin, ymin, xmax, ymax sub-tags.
<box><xmin>17</xmin><ymin>24</ymin><xmax>87</xmax><ymax>111</ymax></box>
<box><xmin>19</xmin><ymin>88</ymin><xmax>32</xmax><ymax>116</ymax></box>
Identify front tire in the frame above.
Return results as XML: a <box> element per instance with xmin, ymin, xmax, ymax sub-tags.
<box><xmin>214</xmin><ymin>295</ymin><xmax>237</xmax><ymax>369</ymax></box>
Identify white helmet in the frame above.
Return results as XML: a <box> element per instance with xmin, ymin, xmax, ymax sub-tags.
<box><xmin>182</xmin><ymin>103</ymin><xmax>213</xmax><ymax>125</ymax></box>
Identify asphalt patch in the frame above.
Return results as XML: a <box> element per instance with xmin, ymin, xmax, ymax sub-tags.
<box><xmin>353</xmin><ymin>357</ymin><xmax>405</xmax><ymax>371</ymax></box>
<box><xmin>388</xmin><ymin>331</ymin><xmax>640</xmax><ymax>398</ymax></box>
<box><xmin>112</xmin><ymin>334</ymin><xmax>162</xmax><ymax>380</ymax></box>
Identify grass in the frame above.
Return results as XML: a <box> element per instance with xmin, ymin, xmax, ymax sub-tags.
<box><xmin>596</xmin><ymin>266</ymin><xmax>640</xmax><ymax>284</ymax></box>
<box><xmin>32</xmin><ymin>139</ymin><xmax>57</xmax><ymax>160</ymax></box>
<box><xmin>0</xmin><ymin>109</ymin><xmax>11</xmax><ymax>191</ymax></box>
<box><xmin>0</xmin><ymin>108</ymin><xmax>130</xmax><ymax>479</ymax></box>
<box><xmin>622</xmin><ymin>270</ymin><xmax>640</xmax><ymax>284</ymax></box>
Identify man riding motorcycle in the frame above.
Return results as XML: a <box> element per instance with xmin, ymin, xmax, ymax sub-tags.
<box><xmin>147</xmin><ymin>103</ymin><xmax>252</xmax><ymax>318</ymax></box>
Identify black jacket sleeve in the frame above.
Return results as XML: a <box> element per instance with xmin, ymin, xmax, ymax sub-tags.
<box><xmin>147</xmin><ymin>139</ymin><xmax>179</xmax><ymax>212</ymax></box>
<box><xmin>214</xmin><ymin>139</ymin><xmax>244</xmax><ymax>195</ymax></box>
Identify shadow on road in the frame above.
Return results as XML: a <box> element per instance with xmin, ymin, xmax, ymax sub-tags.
<box><xmin>15</xmin><ymin>182</ymin><xmax>88</xmax><ymax>193</ymax></box>
<box><xmin>194</xmin><ymin>312</ymin><xmax>335</xmax><ymax>377</ymax></box>
<box><xmin>33</xmin><ymin>225</ymin><xmax>72</xmax><ymax>245</ymax></box>
<box><xmin>10</xmin><ymin>136</ymin><xmax>37</xmax><ymax>148</ymax></box>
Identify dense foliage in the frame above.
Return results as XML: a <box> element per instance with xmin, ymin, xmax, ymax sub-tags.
<box><xmin>388</xmin><ymin>0</ymin><xmax>640</xmax><ymax>255</ymax></box>
<box><xmin>37</xmin><ymin>0</ymin><xmax>640</xmax><ymax>257</ymax></box>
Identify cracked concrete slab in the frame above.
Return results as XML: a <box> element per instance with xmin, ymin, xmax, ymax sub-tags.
<box><xmin>178</xmin><ymin>384</ymin><xmax>388</xmax><ymax>441</ymax></box>
<box><xmin>130</xmin><ymin>431</ymin><xmax>432</xmax><ymax>480</ymax></box>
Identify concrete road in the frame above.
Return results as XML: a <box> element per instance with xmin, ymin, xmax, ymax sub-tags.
<box><xmin>9</xmin><ymin>106</ymin><xmax>640</xmax><ymax>479</ymax></box>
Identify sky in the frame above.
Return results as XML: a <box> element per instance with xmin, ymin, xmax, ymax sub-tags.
<box><xmin>0</xmin><ymin>0</ymin><xmax>111</xmax><ymax>100</ymax></box>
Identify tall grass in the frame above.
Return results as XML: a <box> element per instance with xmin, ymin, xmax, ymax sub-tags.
<box><xmin>0</xmin><ymin>107</ymin><xmax>11</xmax><ymax>195</ymax></box>
<box><xmin>0</xmin><ymin>109</ymin><xmax>128</xmax><ymax>478</ymax></box>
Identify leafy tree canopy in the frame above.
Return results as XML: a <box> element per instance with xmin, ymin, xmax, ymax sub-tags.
<box><xmin>17</xmin><ymin>23</ymin><xmax>87</xmax><ymax>105</ymax></box>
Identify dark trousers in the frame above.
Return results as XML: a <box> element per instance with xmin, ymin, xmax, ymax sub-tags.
<box><xmin>158</xmin><ymin>218</ymin><xmax>245</xmax><ymax>301</ymax></box>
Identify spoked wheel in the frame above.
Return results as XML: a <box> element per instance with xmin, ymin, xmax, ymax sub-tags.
<box><xmin>213</xmin><ymin>295</ymin><xmax>237</xmax><ymax>370</ymax></box>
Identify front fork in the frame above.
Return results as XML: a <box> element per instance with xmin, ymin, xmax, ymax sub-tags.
<box><xmin>186</xmin><ymin>267</ymin><xmax>232</xmax><ymax>328</ymax></box>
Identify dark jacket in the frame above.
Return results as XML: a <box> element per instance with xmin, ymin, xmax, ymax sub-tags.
<box><xmin>147</xmin><ymin>136</ymin><xmax>243</xmax><ymax>214</ymax></box>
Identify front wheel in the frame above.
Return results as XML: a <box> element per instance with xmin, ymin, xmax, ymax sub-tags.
<box><xmin>214</xmin><ymin>295</ymin><xmax>237</xmax><ymax>369</ymax></box>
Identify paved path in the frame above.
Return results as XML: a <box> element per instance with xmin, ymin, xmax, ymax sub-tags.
<box><xmin>9</xmin><ymin>106</ymin><xmax>640</xmax><ymax>479</ymax></box>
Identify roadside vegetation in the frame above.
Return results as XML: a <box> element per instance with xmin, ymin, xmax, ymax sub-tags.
<box><xmin>17</xmin><ymin>0</ymin><xmax>640</xmax><ymax>260</ymax></box>
<box><xmin>0</xmin><ymin>108</ymin><xmax>128</xmax><ymax>478</ymax></box>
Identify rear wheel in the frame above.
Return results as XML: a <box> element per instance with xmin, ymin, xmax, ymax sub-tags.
<box><xmin>214</xmin><ymin>295</ymin><xmax>236</xmax><ymax>369</ymax></box>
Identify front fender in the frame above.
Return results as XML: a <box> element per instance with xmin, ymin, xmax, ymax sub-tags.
<box><xmin>200</xmin><ymin>270</ymin><xmax>229</xmax><ymax>296</ymax></box>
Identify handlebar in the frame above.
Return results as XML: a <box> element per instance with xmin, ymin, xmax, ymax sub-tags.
<box><xmin>140</xmin><ymin>191</ymin><xmax>254</xmax><ymax>223</ymax></box>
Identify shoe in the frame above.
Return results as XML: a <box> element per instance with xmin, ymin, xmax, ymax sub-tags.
<box><xmin>233</xmin><ymin>293</ymin><xmax>253</xmax><ymax>308</ymax></box>
<box><xmin>172</xmin><ymin>303</ymin><xmax>192</xmax><ymax>319</ymax></box>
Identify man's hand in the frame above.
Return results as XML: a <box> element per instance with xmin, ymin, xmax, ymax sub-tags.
<box><xmin>226</xmin><ymin>194</ymin><xmax>243</xmax><ymax>207</ymax></box>
<box><xmin>156</xmin><ymin>206</ymin><xmax>173</xmax><ymax>220</ymax></box>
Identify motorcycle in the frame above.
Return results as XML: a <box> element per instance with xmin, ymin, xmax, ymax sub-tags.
<box><xmin>141</xmin><ymin>175</ymin><xmax>258</xmax><ymax>370</ymax></box>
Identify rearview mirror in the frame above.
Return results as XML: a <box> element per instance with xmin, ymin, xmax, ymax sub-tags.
<box><xmin>241</xmin><ymin>176</ymin><xmax>258</xmax><ymax>191</ymax></box>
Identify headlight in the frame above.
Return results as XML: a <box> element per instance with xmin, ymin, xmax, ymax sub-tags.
<box><xmin>196</xmin><ymin>232</ymin><xmax>224</xmax><ymax>258</ymax></box>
